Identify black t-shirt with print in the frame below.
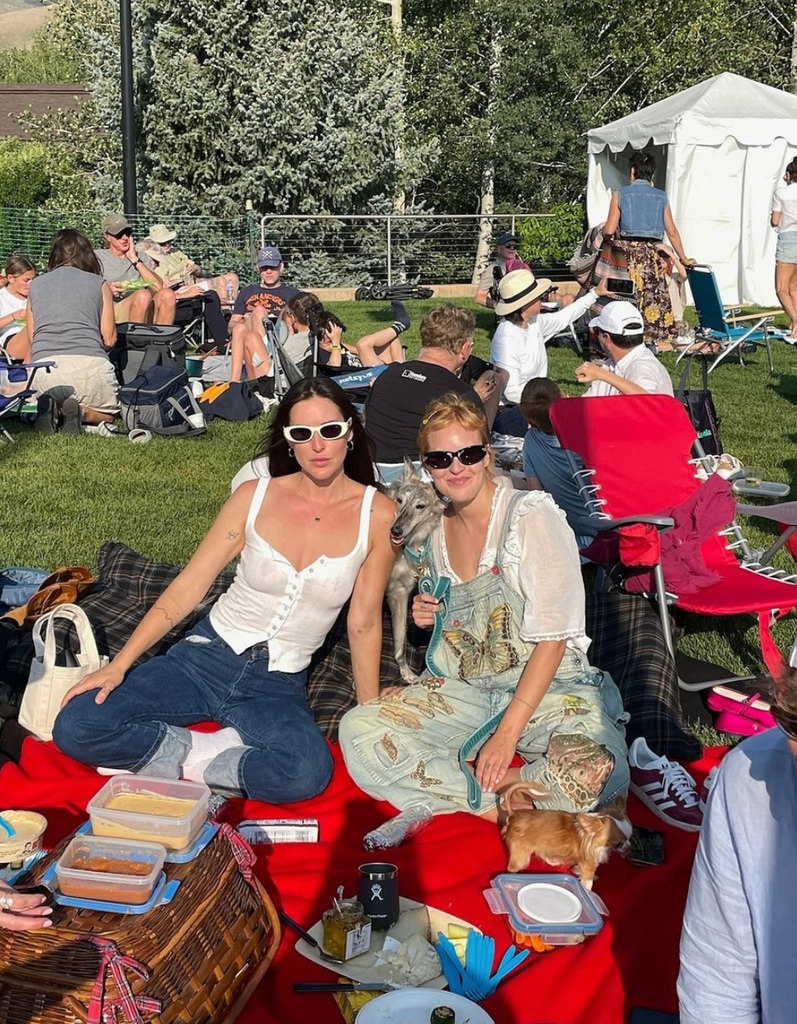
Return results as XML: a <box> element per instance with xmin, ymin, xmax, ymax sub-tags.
<box><xmin>364</xmin><ymin>360</ymin><xmax>483</xmax><ymax>464</ymax></box>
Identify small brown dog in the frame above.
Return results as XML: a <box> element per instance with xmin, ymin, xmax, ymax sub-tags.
<box><xmin>500</xmin><ymin>782</ymin><xmax>632</xmax><ymax>889</ymax></box>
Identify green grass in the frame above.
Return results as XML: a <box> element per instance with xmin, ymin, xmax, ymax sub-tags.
<box><xmin>3</xmin><ymin>297</ymin><xmax>797</xmax><ymax>686</ymax></box>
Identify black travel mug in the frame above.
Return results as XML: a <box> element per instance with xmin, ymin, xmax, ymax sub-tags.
<box><xmin>357</xmin><ymin>862</ymin><xmax>400</xmax><ymax>930</ymax></box>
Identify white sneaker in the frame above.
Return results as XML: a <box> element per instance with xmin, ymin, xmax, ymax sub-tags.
<box><xmin>628</xmin><ymin>736</ymin><xmax>703</xmax><ymax>832</ymax></box>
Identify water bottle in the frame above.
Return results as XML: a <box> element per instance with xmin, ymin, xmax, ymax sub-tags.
<box><xmin>226</xmin><ymin>281</ymin><xmax>235</xmax><ymax>305</ymax></box>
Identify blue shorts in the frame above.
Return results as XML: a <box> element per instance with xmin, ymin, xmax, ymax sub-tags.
<box><xmin>776</xmin><ymin>231</ymin><xmax>797</xmax><ymax>264</ymax></box>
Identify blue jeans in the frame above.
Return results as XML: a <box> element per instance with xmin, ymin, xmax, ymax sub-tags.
<box><xmin>493</xmin><ymin>404</ymin><xmax>528</xmax><ymax>438</ymax></box>
<box><xmin>53</xmin><ymin>616</ymin><xmax>333</xmax><ymax>803</ymax></box>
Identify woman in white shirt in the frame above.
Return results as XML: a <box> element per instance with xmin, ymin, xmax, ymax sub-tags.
<box><xmin>340</xmin><ymin>393</ymin><xmax>629</xmax><ymax>849</ymax></box>
<box><xmin>54</xmin><ymin>377</ymin><xmax>396</xmax><ymax>803</ymax></box>
<box><xmin>771</xmin><ymin>156</ymin><xmax>797</xmax><ymax>339</ymax></box>
<box><xmin>0</xmin><ymin>255</ymin><xmax>35</xmax><ymax>361</ymax></box>
<box><xmin>490</xmin><ymin>269</ymin><xmax>601</xmax><ymax>436</ymax></box>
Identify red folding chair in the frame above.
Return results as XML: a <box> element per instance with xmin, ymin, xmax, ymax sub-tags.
<box><xmin>550</xmin><ymin>394</ymin><xmax>797</xmax><ymax>689</ymax></box>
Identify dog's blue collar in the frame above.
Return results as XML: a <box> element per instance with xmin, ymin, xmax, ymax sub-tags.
<box><xmin>404</xmin><ymin>536</ymin><xmax>431</xmax><ymax>577</ymax></box>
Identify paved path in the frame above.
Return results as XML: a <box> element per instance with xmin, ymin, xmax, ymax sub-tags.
<box><xmin>0</xmin><ymin>0</ymin><xmax>55</xmax><ymax>52</ymax></box>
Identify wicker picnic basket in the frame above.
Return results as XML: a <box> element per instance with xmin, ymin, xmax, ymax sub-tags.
<box><xmin>0</xmin><ymin>826</ymin><xmax>280</xmax><ymax>1024</ymax></box>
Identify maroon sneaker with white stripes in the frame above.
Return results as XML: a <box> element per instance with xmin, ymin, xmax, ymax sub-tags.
<box><xmin>628</xmin><ymin>737</ymin><xmax>703</xmax><ymax>832</ymax></box>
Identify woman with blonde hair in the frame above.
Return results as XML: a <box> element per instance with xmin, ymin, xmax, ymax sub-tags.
<box><xmin>340</xmin><ymin>392</ymin><xmax>629</xmax><ymax>849</ymax></box>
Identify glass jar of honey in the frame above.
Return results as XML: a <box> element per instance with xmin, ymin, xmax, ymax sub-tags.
<box><xmin>321</xmin><ymin>886</ymin><xmax>372</xmax><ymax>961</ymax></box>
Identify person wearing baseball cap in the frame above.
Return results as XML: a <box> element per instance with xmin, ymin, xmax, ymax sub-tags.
<box><xmin>490</xmin><ymin>268</ymin><xmax>606</xmax><ymax>436</ymax></box>
<box><xmin>95</xmin><ymin>214</ymin><xmax>176</xmax><ymax>326</ymax></box>
<box><xmin>575</xmin><ymin>300</ymin><xmax>674</xmax><ymax>397</ymax></box>
<box><xmin>475</xmin><ymin>231</ymin><xmax>523</xmax><ymax>308</ymax></box>
<box><xmin>228</xmin><ymin>245</ymin><xmax>298</xmax><ymax>383</ymax></box>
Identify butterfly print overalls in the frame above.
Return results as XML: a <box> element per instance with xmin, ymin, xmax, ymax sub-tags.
<box><xmin>341</xmin><ymin>492</ymin><xmax>629</xmax><ymax>817</ymax></box>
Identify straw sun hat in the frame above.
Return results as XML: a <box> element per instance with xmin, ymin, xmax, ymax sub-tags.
<box><xmin>494</xmin><ymin>269</ymin><xmax>552</xmax><ymax>316</ymax></box>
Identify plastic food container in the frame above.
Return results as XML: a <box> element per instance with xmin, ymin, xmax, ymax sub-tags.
<box><xmin>484</xmin><ymin>873</ymin><xmax>608</xmax><ymax>950</ymax></box>
<box><xmin>0</xmin><ymin>811</ymin><xmax>47</xmax><ymax>866</ymax></box>
<box><xmin>56</xmin><ymin>835</ymin><xmax>166</xmax><ymax>905</ymax></box>
<box><xmin>87</xmin><ymin>776</ymin><xmax>210</xmax><ymax>851</ymax></box>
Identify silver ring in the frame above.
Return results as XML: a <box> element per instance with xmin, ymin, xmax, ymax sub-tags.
<box><xmin>0</xmin><ymin>894</ymin><xmax>14</xmax><ymax>910</ymax></box>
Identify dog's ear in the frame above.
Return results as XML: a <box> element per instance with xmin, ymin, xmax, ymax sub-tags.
<box><xmin>402</xmin><ymin>455</ymin><xmax>416</xmax><ymax>477</ymax></box>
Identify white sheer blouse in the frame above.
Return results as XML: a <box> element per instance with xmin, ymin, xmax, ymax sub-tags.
<box><xmin>432</xmin><ymin>479</ymin><xmax>590</xmax><ymax>654</ymax></box>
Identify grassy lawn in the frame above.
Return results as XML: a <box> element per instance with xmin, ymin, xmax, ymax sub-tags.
<box><xmin>3</xmin><ymin>297</ymin><xmax>797</xmax><ymax>682</ymax></box>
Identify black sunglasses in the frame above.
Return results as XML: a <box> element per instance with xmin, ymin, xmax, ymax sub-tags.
<box><xmin>109</xmin><ymin>228</ymin><xmax>133</xmax><ymax>239</ymax></box>
<box><xmin>504</xmin><ymin>243</ymin><xmax>519</xmax><ymax>251</ymax></box>
<box><xmin>423</xmin><ymin>445</ymin><xmax>487</xmax><ymax>470</ymax></box>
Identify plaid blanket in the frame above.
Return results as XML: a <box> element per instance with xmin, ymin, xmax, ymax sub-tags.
<box><xmin>587</xmin><ymin>591</ymin><xmax>701</xmax><ymax>761</ymax></box>
<box><xmin>1</xmin><ymin>546</ymin><xmax>700</xmax><ymax>762</ymax></box>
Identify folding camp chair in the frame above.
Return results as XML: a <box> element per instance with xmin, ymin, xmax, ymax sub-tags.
<box><xmin>268</xmin><ymin>320</ymin><xmax>387</xmax><ymax>401</ymax></box>
<box><xmin>550</xmin><ymin>394</ymin><xmax>797</xmax><ymax>689</ymax></box>
<box><xmin>676</xmin><ymin>264</ymin><xmax>783</xmax><ymax>374</ymax></box>
<box><xmin>0</xmin><ymin>360</ymin><xmax>54</xmax><ymax>443</ymax></box>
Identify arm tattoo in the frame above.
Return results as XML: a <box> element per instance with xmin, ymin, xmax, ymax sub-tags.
<box><xmin>226</xmin><ymin>529</ymin><xmax>240</xmax><ymax>540</ymax></box>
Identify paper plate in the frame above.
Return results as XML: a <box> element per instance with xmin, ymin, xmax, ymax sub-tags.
<box><xmin>517</xmin><ymin>881</ymin><xmax>582</xmax><ymax>924</ymax></box>
<box><xmin>355</xmin><ymin>989</ymin><xmax>494</xmax><ymax>1024</ymax></box>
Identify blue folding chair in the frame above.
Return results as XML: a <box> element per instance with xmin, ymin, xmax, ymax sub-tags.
<box><xmin>0</xmin><ymin>361</ymin><xmax>54</xmax><ymax>443</ymax></box>
<box><xmin>676</xmin><ymin>264</ymin><xmax>782</xmax><ymax>374</ymax></box>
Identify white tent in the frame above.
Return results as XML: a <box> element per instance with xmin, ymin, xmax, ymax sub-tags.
<box><xmin>586</xmin><ymin>72</ymin><xmax>797</xmax><ymax>306</ymax></box>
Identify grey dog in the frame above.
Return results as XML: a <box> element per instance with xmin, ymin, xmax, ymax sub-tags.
<box><xmin>386</xmin><ymin>459</ymin><xmax>446</xmax><ymax>683</ymax></box>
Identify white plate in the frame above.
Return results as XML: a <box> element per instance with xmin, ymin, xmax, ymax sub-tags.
<box><xmin>517</xmin><ymin>882</ymin><xmax>582</xmax><ymax>924</ymax></box>
<box><xmin>294</xmin><ymin>897</ymin><xmax>479</xmax><ymax>989</ymax></box>
<box><xmin>356</xmin><ymin>989</ymin><xmax>495</xmax><ymax>1023</ymax></box>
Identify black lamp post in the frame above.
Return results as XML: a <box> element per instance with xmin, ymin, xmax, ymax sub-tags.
<box><xmin>120</xmin><ymin>0</ymin><xmax>137</xmax><ymax>215</ymax></box>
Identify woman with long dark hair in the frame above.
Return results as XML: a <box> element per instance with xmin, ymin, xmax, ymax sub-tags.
<box><xmin>27</xmin><ymin>228</ymin><xmax>117</xmax><ymax>432</ymax></box>
<box><xmin>54</xmin><ymin>377</ymin><xmax>395</xmax><ymax>803</ymax></box>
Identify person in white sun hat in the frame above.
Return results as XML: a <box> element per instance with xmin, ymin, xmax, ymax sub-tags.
<box><xmin>575</xmin><ymin>300</ymin><xmax>674</xmax><ymax>397</ymax></box>
<box><xmin>490</xmin><ymin>268</ymin><xmax>604</xmax><ymax>436</ymax></box>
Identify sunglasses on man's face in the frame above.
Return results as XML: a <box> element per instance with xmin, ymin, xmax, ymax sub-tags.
<box><xmin>109</xmin><ymin>228</ymin><xmax>132</xmax><ymax>239</ymax></box>
<box><xmin>283</xmin><ymin>419</ymin><xmax>351</xmax><ymax>444</ymax></box>
<box><xmin>423</xmin><ymin>444</ymin><xmax>487</xmax><ymax>470</ymax></box>
<box><xmin>503</xmin><ymin>243</ymin><xmax>519</xmax><ymax>251</ymax></box>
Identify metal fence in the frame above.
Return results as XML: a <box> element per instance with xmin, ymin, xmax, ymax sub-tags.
<box><xmin>259</xmin><ymin>213</ymin><xmax>553</xmax><ymax>289</ymax></box>
<box><xmin>0</xmin><ymin>208</ymin><xmax>257</xmax><ymax>281</ymax></box>
<box><xmin>0</xmin><ymin>207</ymin><xmax>550</xmax><ymax>289</ymax></box>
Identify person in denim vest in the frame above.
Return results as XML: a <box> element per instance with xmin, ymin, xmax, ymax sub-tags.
<box><xmin>340</xmin><ymin>393</ymin><xmax>629</xmax><ymax>849</ymax></box>
<box><xmin>600</xmin><ymin>152</ymin><xmax>692</xmax><ymax>348</ymax></box>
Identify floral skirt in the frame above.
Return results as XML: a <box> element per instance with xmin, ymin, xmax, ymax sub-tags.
<box><xmin>594</xmin><ymin>239</ymin><xmax>676</xmax><ymax>343</ymax></box>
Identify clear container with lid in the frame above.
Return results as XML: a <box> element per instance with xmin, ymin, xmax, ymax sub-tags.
<box><xmin>56</xmin><ymin>835</ymin><xmax>166</xmax><ymax>905</ymax></box>
<box><xmin>87</xmin><ymin>775</ymin><xmax>210</xmax><ymax>851</ymax></box>
<box><xmin>484</xmin><ymin>872</ymin><xmax>608</xmax><ymax>948</ymax></box>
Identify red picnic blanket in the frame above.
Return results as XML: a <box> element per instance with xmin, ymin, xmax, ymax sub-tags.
<box><xmin>0</xmin><ymin>738</ymin><xmax>724</xmax><ymax>1024</ymax></box>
